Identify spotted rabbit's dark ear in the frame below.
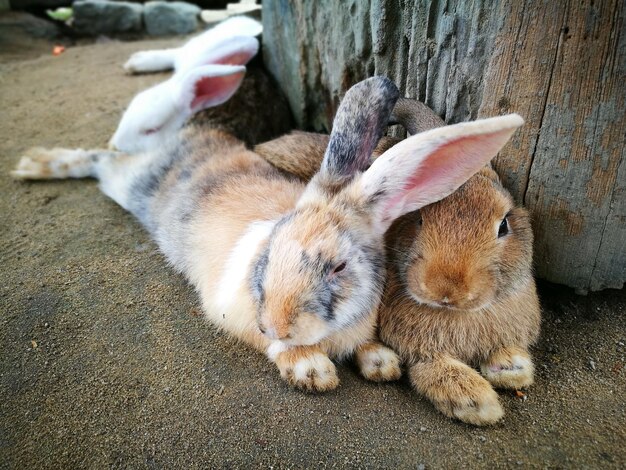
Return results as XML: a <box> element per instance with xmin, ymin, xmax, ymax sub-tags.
<box><xmin>301</xmin><ymin>77</ymin><xmax>399</xmax><ymax>200</ymax></box>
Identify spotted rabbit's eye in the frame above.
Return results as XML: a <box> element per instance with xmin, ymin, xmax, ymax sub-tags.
<box><xmin>498</xmin><ymin>215</ymin><xmax>510</xmax><ymax>238</ymax></box>
<box><xmin>331</xmin><ymin>261</ymin><xmax>347</xmax><ymax>275</ymax></box>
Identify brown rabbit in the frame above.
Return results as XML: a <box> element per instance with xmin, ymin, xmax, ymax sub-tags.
<box><xmin>256</xmin><ymin>99</ymin><xmax>541</xmax><ymax>425</ymax></box>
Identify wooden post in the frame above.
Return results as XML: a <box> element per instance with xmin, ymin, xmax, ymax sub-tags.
<box><xmin>262</xmin><ymin>0</ymin><xmax>625</xmax><ymax>292</ymax></box>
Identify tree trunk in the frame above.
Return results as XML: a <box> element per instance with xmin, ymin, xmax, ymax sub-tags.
<box><xmin>262</xmin><ymin>0</ymin><xmax>625</xmax><ymax>293</ymax></box>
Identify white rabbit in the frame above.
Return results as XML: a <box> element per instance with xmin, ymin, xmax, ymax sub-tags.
<box><xmin>13</xmin><ymin>75</ymin><xmax>523</xmax><ymax>392</ymax></box>
<box><xmin>110</xmin><ymin>35</ymin><xmax>261</xmax><ymax>154</ymax></box>
<box><xmin>111</xmin><ymin>17</ymin><xmax>278</xmax><ymax>154</ymax></box>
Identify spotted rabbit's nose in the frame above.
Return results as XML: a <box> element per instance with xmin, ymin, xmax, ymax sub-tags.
<box><xmin>263</xmin><ymin>326</ymin><xmax>291</xmax><ymax>340</ymax></box>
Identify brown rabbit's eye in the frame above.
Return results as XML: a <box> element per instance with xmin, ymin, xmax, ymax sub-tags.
<box><xmin>498</xmin><ymin>217</ymin><xmax>509</xmax><ymax>238</ymax></box>
<box><xmin>332</xmin><ymin>261</ymin><xmax>347</xmax><ymax>274</ymax></box>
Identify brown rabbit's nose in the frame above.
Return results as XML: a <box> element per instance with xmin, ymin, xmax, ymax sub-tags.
<box><xmin>420</xmin><ymin>272</ymin><xmax>471</xmax><ymax>309</ymax></box>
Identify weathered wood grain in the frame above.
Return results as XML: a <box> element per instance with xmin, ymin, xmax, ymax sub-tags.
<box><xmin>522</xmin><ymin>0</ymin><xmax>625</xmax><ymax>291</ymax></box>
<box><xmin>262</xmin><ymin>0</ymin><xmax>626</xmax><ymax>292</ymax></box>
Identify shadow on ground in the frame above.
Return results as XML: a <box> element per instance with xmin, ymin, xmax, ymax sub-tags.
<box><xmin>0</xmin><ymin>25</ymin><xmax>624</xmax><ymax>469</ymax></box>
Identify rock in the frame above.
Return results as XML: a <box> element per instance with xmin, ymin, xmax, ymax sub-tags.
<box><xmin>144</xmin><ymin>1</ymin><xmax>201</xmax><ymax>36</ymax></box>
<box><xmin>199</xmin><ymin>9</ymin><xmax>231</xmax><ymax>24</ymax></box>
<box><xmin>200</xmin><ymin>2</ymin><xmax>262</xmax><ymax>25</ymax></box>
<box><xmin>73</xmin><ymin>0</ymin><xmax>143</xmax><ymax>35</ymax></box>
<box><xmin>0</xmin><ymin>11</ymin><xmax>60</xmax><ymax>39</ymax></box>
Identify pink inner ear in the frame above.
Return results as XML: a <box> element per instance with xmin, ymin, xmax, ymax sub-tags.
<box><xmin>384</xmin><ymin>135</ymin><xmax>485</xmax><ymax>213</ymax></box>
<box><xmin>407</xmin><ymin>136</ymin><xmax>483</xmax><ymax>189</ymax></box>
<box><xmin>213</xmin><ymin>50</ymin><xmax>255</xmax><ymax>66</ymax></box>
<box><xmin>190</xmin><ymin>72</ymin><xmax>244</xmax><ymax>111</ymax></box>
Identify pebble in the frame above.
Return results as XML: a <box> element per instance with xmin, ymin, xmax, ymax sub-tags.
<box><xmin>144</xmin><ymin>1</ymin><xmax>201</xmax><ymax>36</ymax></box>
<box><xmin>73</xmin><ymin>0</ymin><xmax>143</xmax><ymax>35</ymax></box>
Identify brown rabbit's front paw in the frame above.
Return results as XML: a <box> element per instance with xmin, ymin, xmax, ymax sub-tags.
<box><xmin>446</xmin><ymin>387</ymin><xmax>503</xmax><ymax>426</ymax></box>
<box><xmin>355</xmin><ymin>342</ymin><xmax>402</xmax><ymax>382</ymax></box>
<box><xmin>410</xmin><ymin>357</ymin><xmax>504</xmax><ymax>426</ymax></box>
<box><xmin>273</xmin><ymin>346</ymin><xmax>339</xmax><ymax>392</ymax></box>
<box><xmin>481</xmin><ymin>347</ymin><xmax>534</xmax><ymax>389</ymax></box>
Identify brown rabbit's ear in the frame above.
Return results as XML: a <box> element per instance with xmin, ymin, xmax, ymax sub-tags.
<box><xmin>356</xmin><ymin>114</ymin><xmax>525</xmax><ymax>235</ymax></box>
<box><xmin>299</xmin><ymin>77</ymin><xmax>399</xmax><ymax>203</ymax></box>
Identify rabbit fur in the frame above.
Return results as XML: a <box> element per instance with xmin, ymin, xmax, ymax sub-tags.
<box><xmin>256</xmin><ymin>100</ymin><xmax>540</xmax><ymax>424</ymax></box>
<box><xmin>12</xmin><ymin>70</ymin><xmax>524</xmax><ymax>393</ymax></box>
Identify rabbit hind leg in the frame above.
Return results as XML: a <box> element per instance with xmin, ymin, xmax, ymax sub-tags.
<box><xmin>11</xmin><ymin>147</ymin><xmax>120</xmax><ymax>181</ymax></box>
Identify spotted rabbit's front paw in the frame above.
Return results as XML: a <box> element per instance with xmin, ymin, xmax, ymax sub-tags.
<box><xmin>481</xmin><ymin>347</ymin><xmax>534</xmax><ymax>389</ymax></box>
<box><xmin>272</xmin><ymin>346</ymin><xmax>339</xmax><ymax>392</ymax></box>
<box><xmin>355</xmin><ymin>342</ymin><xmax>402</xmax><ymax>382</ymax></box>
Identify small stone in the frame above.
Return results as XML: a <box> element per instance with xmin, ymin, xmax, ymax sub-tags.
<box><xmin>0</xmin><ymin>11</ymin><xmax>60</xmax><ymax>39</ymax></box>
<box><xmin>217</xmin><ymin>385</ymin><xmax>225</xmax><ymax>395</ymax></box>
<box><xmin>588</xmin><ymin>359</ymin><xmax>596</xmax><ymax>370</ymax></box>
<box><xmin>73</xmin><ymin>0</ymin><xmax>143</xmax><ymax>35</ymax></box>
<box><xmin>419</xmin><ymin>426</ymin><xmax>427</xmax><ymax>432</ymax></box>
<box><xmin>144</xmin><ymin>1</ymin><xmax>201</xmax><ymax>36</ymax></box>
<box><xmin>478</xmin><ymin>435</ymin><xmax>487</xmax><ymax>442</ymax></box>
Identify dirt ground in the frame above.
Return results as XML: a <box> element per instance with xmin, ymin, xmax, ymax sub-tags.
<box><xmin>1</xmin><ymin>22</ymin><xmax>625</xmax><ymax>469</ymax></box>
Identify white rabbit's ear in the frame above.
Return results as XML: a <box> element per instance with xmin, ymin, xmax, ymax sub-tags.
<box><xmin>357</xmin><ymin>114</ymin><xmax>525</xmax><ymax>234</ymax></box>
<box><xmin>194</xmin><ymin>36</ymin><xmax>259</xmax><ymax>67</ymax></box>
<box><xmin>203</xmin><ymin>16</ymin><xmax>262</xmax><ymax>39</ymax></box>
<box><xmin>175</xmin><ymin>16</ymin><xmax>262</xmax><ymax>73</ymax></box>
<box><xmin>175</xmin><ymin>64</ymin><xmax>247</xmax><ymax>114</ymax></box>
